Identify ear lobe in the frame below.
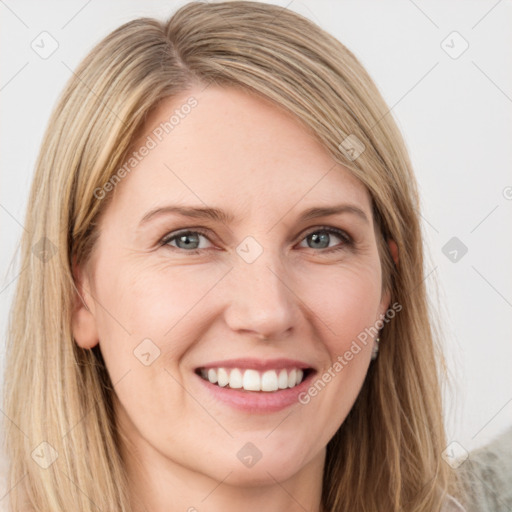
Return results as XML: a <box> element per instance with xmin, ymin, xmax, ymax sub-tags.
<box><xmin>71</xmin><ymin>258</ymin><xmax>99</xmax><ymax>350</ymax></box>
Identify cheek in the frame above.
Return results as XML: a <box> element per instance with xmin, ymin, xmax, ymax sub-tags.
<box><xmin>300</xmin><ymin>260</ymin><xmax>383</xmax><ymax>351</ymax></box>
<box><xmin>292</xmin><ymin>265</ymin><xmax>382</xmax><ymax>441</ymax></box>
<box><xmin>89</xmin><ymin>261</ymin><xmax>223</xmax><ymax>434</ymax></box>
<box><xmin>91</xmin><ymin>258</ymin><xmax>230</xmax><ymax>373</ymax></box>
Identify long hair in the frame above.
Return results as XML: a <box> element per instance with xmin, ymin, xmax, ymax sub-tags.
<box><xmin>2</xmin><ymin>2</ymin><xmax>460</xmax><ymax>510</ymax></box>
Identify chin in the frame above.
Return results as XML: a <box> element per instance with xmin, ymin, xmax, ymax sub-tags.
<box><xmin>214</xmin><ymin>462</ymin><xmax>303</xmax><ymax>487</ymax></box>
<box><xmin>198</xmin><ymin>443</ymin><xmax>318</xmax><ymax>487</ymax></box>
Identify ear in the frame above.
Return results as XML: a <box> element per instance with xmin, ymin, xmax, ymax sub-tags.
<box><xmin>71</xmin><ymin>257</ymin><xmax>99</xmax><ymax>349</ymax></box>
<box><xmin>387</xmin><ymin>239</ymin><xmax>399</xmax><ymax>267</ymax></box>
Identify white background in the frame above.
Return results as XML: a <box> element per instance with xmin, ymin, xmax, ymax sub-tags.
<box><xmin>1</xmin><ymin>0</ymin><xmax>511</xmax><ymax>455</ymax></box>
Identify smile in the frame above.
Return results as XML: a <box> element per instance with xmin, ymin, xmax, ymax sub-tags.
<box><xmin>197</xmin><ymin>367</ymin><xmax>307</xmax><ymax>392</ymax></box>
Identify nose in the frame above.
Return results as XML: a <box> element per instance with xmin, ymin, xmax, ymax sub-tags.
<box><xmin>222</xmin><ymin>248</ymin><xmax>298</xmax><ymax>341</ymax></box>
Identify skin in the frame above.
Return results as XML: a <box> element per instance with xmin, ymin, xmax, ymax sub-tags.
<box><xmin>72</xmin><ymin>85</ymin><xmax>398</xmax><ymax>512</ymax></box>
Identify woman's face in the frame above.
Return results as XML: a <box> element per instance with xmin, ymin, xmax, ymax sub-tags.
<box><xmin>73</xmin><ymin>85</ymin><xmax>391</xmax><ymax>488</ymax></box>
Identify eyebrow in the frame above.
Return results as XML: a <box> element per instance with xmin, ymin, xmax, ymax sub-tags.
<box><xmin>138</xmin><ymin>203</ymin><xmax>369</xmax><ymax>227</ymax></box>
<box><xmin>297</xmin><ymin>205</ymin><xmax>369</xmax><ymax>224</ymax></box>
<box><xmin>139</xmin><ymin>205</ymin><xmax>236</xmax><ymax>226</ymax></box>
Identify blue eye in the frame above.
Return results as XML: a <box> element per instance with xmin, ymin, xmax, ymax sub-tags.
<box><xmin>161</xmin><ymin>230</ymin><xmax>213</xmax><ymax>252</ymax></box>
<box><xmin>160</xmin><ymin>226</ymin><xmax>353</xmax><ymax>254</ymax></box>
<box><xmin>299</xmin><ymin>227</ymin><xmax>352</xmax><ymax>251</ymax></box>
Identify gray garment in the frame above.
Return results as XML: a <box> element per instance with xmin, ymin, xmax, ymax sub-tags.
<box><xmin>458</xmin><ymin>427</ymin><xmax>512</xmax><ymax>512</ymax></box>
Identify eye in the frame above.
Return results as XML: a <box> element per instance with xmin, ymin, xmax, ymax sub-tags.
<box><xmin>159</xmin><ymin>226</ymin><xmax>353</xmax><ymax>255</ymax></box>
<box><xmin>298</xmin><ymin>227</ymin><xmax>353</xmax><ymax>252</ymax></box>
<box><xmin>160</xmin><ymin>229</ymin><xmax>214</xmax><ymax>253</ymax></box>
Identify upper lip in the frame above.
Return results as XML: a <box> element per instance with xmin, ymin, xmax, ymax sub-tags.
<box><xmin>196</xmin><ymin>358</ymin><xmax>314</xmax><ymax>371</ymax></box>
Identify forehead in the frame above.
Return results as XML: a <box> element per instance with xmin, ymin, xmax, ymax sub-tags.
<box><xmin>108</xmin><ymin>85</ymin><xmax>371</xmax><ymax>222</ymax></box>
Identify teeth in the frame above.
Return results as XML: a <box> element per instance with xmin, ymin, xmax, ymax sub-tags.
<box><xmin>200</xmin><ymin>367</ymin><xmax>306</xmax><ymax>392</ymax></box>
<box><xmin>278</xmin><ymin>369</ymin><xmax>288</xmax><ymax>389</ymax></box>
<box><xmin>243</xmin><ymin>369</ymin><xmax>260</xmax><ymax>391</ymax></box>
<box><xmin>288</xmin><ymin>369</ymin><xmax>297</xmax><ymax>388</ymax></box>
<box><xmin>217</xmin><ymin>368</ymin><xmax>229</xmax><ymax>387</ymax></box>
<box><xmin>261</xmin><ymin>370</ymin><xmax>278</xmax><ymax>392</ymax></box>
<box><xmin>229</xmin><ymin>369</ymin><xmax>243</xmax><ymax>389</ymax></box>
<box><xmin>207</xmin><ymin>368</ymin><xmax>218</xmax><ymax>384</ymax></box>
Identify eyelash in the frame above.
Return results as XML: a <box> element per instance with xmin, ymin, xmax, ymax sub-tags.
<box><xmin>159</xmin><ymin>226</ymin><xmax>354</xmax><ymax>255</ymax></box>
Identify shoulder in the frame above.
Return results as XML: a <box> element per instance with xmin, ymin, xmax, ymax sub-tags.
<box><xmin>458</xmin><ymin>427</ymin><xmax>512</xmax><ymax>512</ymax></box>
<box><xmin>468</xmin><ymin>425</ymin><xmax>512</xmax><ymax>472</ymax></box>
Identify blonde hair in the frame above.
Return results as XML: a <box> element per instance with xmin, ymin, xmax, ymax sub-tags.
<box><xmin>2</xmin><ymin>1</ymin><xmax>461</xmax><ymax>510</ymax></box>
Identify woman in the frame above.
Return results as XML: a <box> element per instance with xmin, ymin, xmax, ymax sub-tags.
<box><xmin>1</xmin><ymin>1</ymin><xmax>467</xmax><ymax>510</ymax></box>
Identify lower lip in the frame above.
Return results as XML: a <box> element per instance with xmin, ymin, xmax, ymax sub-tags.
<box><xmin>195</xmin><ymin>371</ymin><xmax>315</xmax><ymax>413</ymax></box>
